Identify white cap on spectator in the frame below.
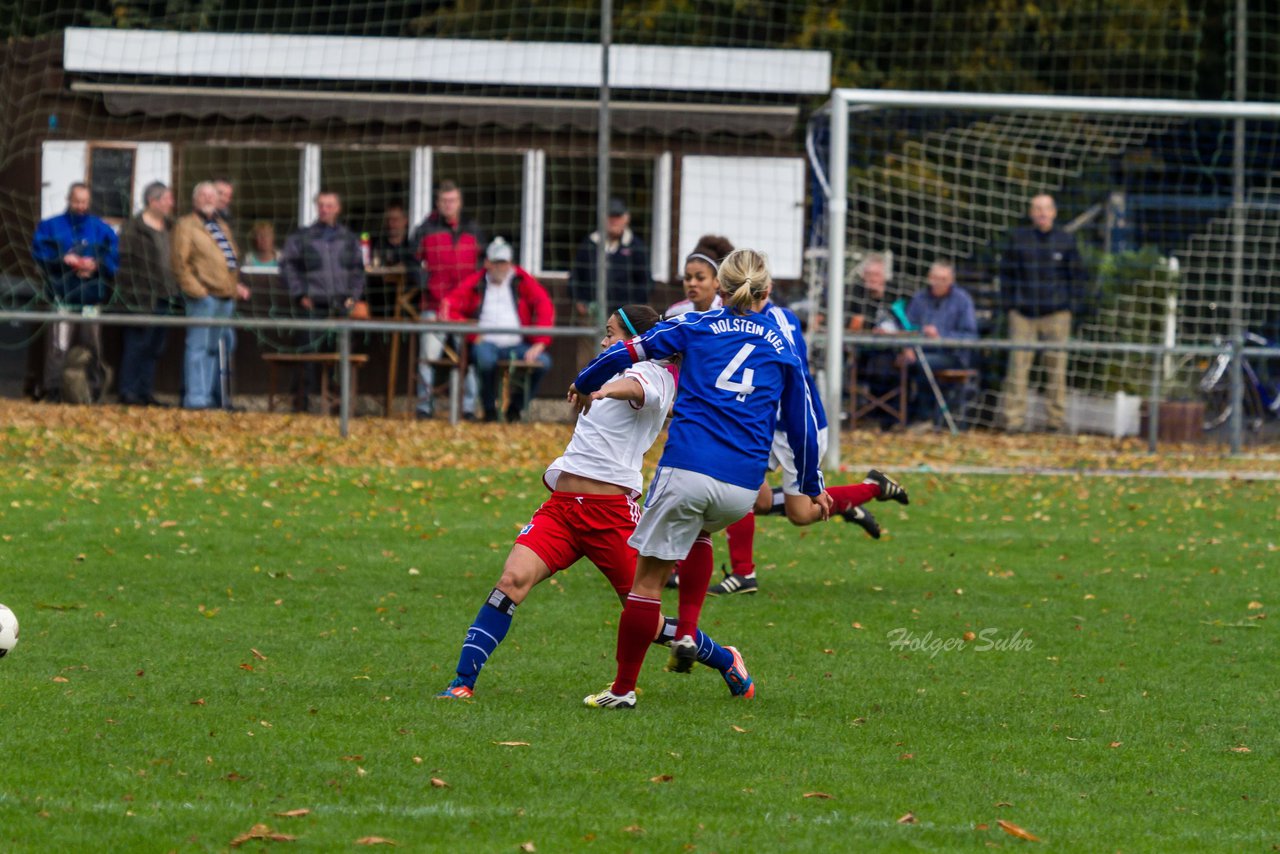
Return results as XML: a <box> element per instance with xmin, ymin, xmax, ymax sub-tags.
<box><xmin>486</xmin><ymin>237</ymin><xmax>514</xmax><ymax>263</ymax></box>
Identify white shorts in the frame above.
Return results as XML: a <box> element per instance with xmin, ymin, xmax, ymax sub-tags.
<box><xmin>768</xmin><ymin>426</ymin><xmax>829</xmax><ymax>496</ymax></box>
<box><xmin>629</xmin><ymin>466</ymin><xmax>758</xmax><ymax>561</ymax></box>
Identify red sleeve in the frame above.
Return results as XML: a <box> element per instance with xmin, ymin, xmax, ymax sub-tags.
<box><xmin>443</xmin><ymin>271</ymin><xmax>483</xmax><ymax>321</ymax></box>
<box><xmin>519</xmin><ymin>269</ymin><xmax>555</xmax><ymax>347</ymax></box>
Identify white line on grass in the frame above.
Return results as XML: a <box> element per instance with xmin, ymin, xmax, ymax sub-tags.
<box><xmin>11</xmin><ymin>797</ymin><xmax>477</xmax><ymax>819</ymax></box>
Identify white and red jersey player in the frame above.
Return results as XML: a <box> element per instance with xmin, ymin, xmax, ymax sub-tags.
<box><xmin>519</xmin><ymin>357</ymin><xmax>675</xmax><ymax>595</ymax></box>
<box><xmin>542</xmin><ymin>359</ymin><xmax>674</xmax><ymax>498</ymax></box>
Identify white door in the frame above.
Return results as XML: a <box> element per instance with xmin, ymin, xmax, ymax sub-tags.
<box><xmin>679</xmin><ymin>156</ymin><xmax>806</xmax><ymax>279</ymax></box>
<box><xmin>40</xmin><ymin>141</ymin><xmax>87</xmax><ymax>219</ymax></box>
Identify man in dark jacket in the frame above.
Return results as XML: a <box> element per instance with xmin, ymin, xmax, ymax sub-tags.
<box><xmin>999</xmin><ymin>193</ymin><xmax>1088</xmax><ymax>433</ymax></box>
<box><xmin>116</xmin><ymin>181</ymin><xmax>178</xmax><ymax>406</ymax></box>
<box><xmin>411</xmin><ymin>180</ymin><xmax>486</xmax><ymax>418</ymax></box>
<box><xmin>279</xmin><ymin>190</ymin><xmax>365</xmax><ymax>411</ymax></box>
<box><xmin>30</xmin><ymin>182</ymin><xmax>119</xmax><ymax>402</ymax></box>
<box><xmin>569</xmin><ymin>197</ymin><xmax>653</xmax><ymax>319</ymax></box>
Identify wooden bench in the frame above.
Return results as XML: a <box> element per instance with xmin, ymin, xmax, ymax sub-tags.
<box><xmin>263</xmin><ymin>352</ymin><xmax>369</xmax><ymax>415</ymax></box>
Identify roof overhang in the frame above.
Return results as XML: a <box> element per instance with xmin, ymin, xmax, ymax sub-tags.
<box><xmin>64</xmin><ymin>28</ymin><xmax>830</xmax><ymax>94</ymax></box>
<box><xmin>63</xmin><ymin>28</ymin><xmax>829</xmax><ymax>138</ymax></box>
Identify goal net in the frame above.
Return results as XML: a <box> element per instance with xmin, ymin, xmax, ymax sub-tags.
<box><xmin>818</xmin><ymin>92</ymin><xmax>1280</xmax><ymax>446</ymax></box>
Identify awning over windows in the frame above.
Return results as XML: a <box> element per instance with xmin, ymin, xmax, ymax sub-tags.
<box><xmin>64</xmin><ymin>28</ymin><xmax>828</xmax><ymax>138</ymax></box>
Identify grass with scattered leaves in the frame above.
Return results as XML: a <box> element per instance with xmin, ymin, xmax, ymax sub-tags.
<box><xmin>0</xmin><ymin>408</ymin><xmax>1275</xmax><ymax>851</ymax></box>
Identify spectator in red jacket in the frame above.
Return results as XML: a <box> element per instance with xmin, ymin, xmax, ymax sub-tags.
<box><xmin>412</xmin><ymin>180</ymin><xmax>487</xmax><ymax>418</ymax></box>
<box><xmin>447</xmin><ymin>237</ymin><xmax>554</xmax><ymax>422</ymax></box>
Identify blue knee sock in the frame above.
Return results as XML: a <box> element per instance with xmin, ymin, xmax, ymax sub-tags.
<box><xmin>655</xmin><ymin>616</ymin><xmax>733</xmax><ymax>672</ymax></box>
<box><xmin>454</xmin><ymin>588</ymin><xmax>516</xmax><ymax>688</ymax></box>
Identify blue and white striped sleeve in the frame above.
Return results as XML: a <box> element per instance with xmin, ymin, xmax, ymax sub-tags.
<box><xmin>573</xmin><ymin>316</ymin><xmax>690</xmax><ymax>394</ymax></box>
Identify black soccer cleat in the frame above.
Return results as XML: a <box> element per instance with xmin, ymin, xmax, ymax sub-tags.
<box><xmin>865</xmin><ymin>469</ymin><xmax>909</xmax><ymax>505</ymax></box>
<box><xmin>841</xmin><ymin>504</ymin><xmax>881</xmax><ymax>539</ymax></box>
<box><xmin>708</xmin><ymin>570</ymin><xmax>758</xmax><ymax>596</ymax></box>
<box><xmin>664</xmin><ymin>635</ymin><xmax>698</xmax><ymax>673</ymax></box>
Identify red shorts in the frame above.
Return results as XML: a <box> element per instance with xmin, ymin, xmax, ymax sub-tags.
<box><xmin>514</xmin><ymin>492</ymin><xmax>642</xmax><ymax>597</ymax></box>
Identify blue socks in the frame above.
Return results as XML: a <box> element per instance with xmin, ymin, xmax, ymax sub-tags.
<box><xmin>454</xmin><ymin>588</ymin><xmax>516</xmax><ymax>688</ymax></box>
<box><xmin>454</xmin><ymin>594</ymin><xmax>737</xmax><ymax>690</ymax></box>
<box><xmin>655</xmin><ymin>616</ymin><xmax>733</xmax><ymax>672</ymax></box>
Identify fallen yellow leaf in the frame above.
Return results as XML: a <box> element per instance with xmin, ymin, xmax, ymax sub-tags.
<box><xmin>997</xmin><ymin>819</ymin><xmax>1041</xmax><ymax>842</ymax></box>
<box><xmin>229</xmin><ymin>823</ymin><xmax>296</xmax><ymax>847</ymax></box>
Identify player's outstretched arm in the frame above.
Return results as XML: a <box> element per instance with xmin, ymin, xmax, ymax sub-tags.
<box><xmin>591</xmin><ymin>377</ymin><xmax>644</xmax><ymax>404</ymax></box>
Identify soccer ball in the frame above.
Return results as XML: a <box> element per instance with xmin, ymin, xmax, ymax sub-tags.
<box><xmin>0</xmin><ymin>604</ymin><xmax>18</xmax><ymax>658</ymax></box>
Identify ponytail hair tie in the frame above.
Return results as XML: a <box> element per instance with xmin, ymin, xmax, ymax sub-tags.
<box><xmin>618</xmin><ymin>308</ymin><xmax>639</xmax><ymax>338</ymax></box>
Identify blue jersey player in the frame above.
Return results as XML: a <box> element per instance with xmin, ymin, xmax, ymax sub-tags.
<box><xmin>706</xmin><ymin>296</ymin><xmax>910</xmax><ymax>596</ymax></box>
<box><xmin>570</xmin><ymin>248</ymin><xmax>832</xmax><ymax>710</ymax></box>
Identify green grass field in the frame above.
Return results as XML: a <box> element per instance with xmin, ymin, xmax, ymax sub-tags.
<box><xmin>0</xmin><ymin>412</ymin><xmax>1276</xmax><ymax>851</ymax></box>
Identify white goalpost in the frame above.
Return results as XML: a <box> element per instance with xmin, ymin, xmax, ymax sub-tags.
<box><xmin>821</xmin><ymin>88</ymin><xmax>1280</xmax><ymax>469</ymax></box>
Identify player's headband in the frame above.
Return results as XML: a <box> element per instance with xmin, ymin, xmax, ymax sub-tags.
<box><xmin>686</xmin><ymin>252</ymin><xmax>719</xmax><ymax>273</ymax></box>
<box><xmin>617</xmin><ymin>308</ymin><xmax>639</xmax><ymax>338</ymax></box>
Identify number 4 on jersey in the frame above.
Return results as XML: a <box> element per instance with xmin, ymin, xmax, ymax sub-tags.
<box><xmin>716</xmin><ymin>344</ymin><xmax>757</xmax><ymax>401</ymax></box>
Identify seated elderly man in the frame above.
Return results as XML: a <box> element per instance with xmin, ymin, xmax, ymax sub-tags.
<box><xmin>901</xmin><ymin>258</ymin><xmax>978</xmax><ymax>426</ymax></box>
<box><xmin>446</xmin><ymin>237</ymin><xmax>554</xmax><ymax>422</ymax></box>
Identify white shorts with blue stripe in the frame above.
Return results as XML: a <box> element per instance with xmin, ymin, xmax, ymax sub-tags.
<box><xmin>628</xmin><ymin>466</ymin><xmax>758</xmax><ymax>561</ymax></box>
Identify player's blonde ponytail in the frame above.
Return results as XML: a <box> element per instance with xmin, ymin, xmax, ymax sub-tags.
<box><xmin>718</xmin><ymin>248</ymin><xmax>772</xmax><ymax>313</ymax></box>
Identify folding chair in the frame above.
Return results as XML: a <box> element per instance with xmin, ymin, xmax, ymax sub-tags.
<box><xmin>849</xmin><ymin>355</ymin><xmax>910</xmax><ymax>429</ymax></box>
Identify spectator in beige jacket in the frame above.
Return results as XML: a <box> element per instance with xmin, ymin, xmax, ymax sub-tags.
<box><xmin>172</xmin><ymin>181</ymin><xmax>249</xmax><ymax>409</ymax></box>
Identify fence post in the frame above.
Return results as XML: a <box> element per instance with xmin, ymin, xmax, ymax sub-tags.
<box><xmin>339</xmin><ymin>326</ymin><xmax>352</xmax><ymax>438</ymax></box>
<box><xmin>1147</xmin><ymin>348</ymin><xmax>1161</xmax><ymax>453</ymax></box>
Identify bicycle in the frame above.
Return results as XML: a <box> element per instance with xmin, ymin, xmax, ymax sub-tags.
<box><xmin>1199</xmin><ymin>331</ymin><xmax>1280</xmax><ymax>432</ymax></box>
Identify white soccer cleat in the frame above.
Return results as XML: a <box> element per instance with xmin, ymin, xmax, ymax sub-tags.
<box><xmin>583</xmin><ymin>685</ymin><xmax>637</xmax><ymax>710</ymax></box>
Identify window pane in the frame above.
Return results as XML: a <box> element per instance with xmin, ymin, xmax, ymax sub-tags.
<box><xmin>543</xmin><ymin>156</ymin><xmax>654</xmax><ymax>274</ymax></box>
<box><xmin>177</xmin><ymin>145</ymin><xmax>301</xmax><ymax>246</ymax></box>
<box><xmin>319</xmin><ymin>149</ymin><xmax>410</xmax><ymax>239</ymax></box>
<box><xmin>88</xmin><ymin>146</ymin><xmax>135</xmax><ymax>220</ymax></box>
<box><xmin>430</xmin><ymin>151</ymin><xmax>523</xmax><ymax>257</ymax></box>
